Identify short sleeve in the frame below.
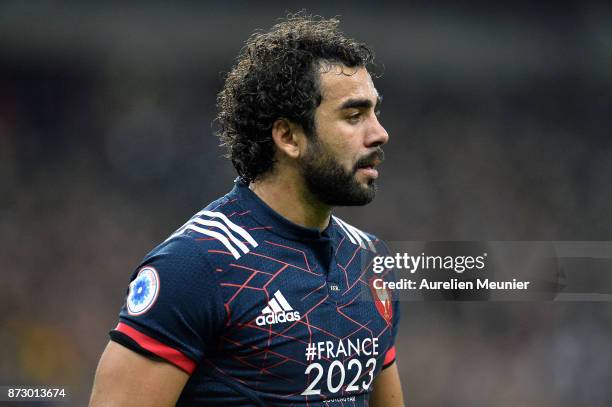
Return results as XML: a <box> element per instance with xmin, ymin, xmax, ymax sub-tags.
<box><xmin>377</xmin><ymin>240</ymin><xmax>400</xmax><ymax>370</ymax></box>
<box><xmin>109</xmin><ymin>237</ymin><xmax>225</xmax><ymax>374</ymax></box>
<box><xmin>382</xmin><ymin>293</ymin><xmax>400</xmax><ymax>369</ymax></box>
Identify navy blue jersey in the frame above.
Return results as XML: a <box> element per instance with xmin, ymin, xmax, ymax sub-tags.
<box><xmin>110</xmin><ymin>179</ymin><xmax>399</xmax><ymax>406</ymax></box>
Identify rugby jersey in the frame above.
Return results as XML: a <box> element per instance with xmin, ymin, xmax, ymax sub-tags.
<box><xmin>110</xmin><ymin>178</ymin><xmax>399</xmax><ymax>406</ymax></box>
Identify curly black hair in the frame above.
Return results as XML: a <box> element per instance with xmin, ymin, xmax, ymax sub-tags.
<box><xmin>216</xmin><ymin>14</ymin><xmax>374</xmax><ymax>182</ymax></box>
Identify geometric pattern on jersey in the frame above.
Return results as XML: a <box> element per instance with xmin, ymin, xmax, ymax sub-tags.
<box><xmin>111</xmin><ymin>178</ymin><xmax>399</xmax><ymax>406</ymax></box>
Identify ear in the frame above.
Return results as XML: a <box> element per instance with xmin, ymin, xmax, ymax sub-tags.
<box><xmin>271</xmin><ymin>118</ymin><xmax>306</xmax><ymax>160</ymax></box>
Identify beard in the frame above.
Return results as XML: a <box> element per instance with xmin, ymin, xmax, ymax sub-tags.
<box><xmin>299</xmin><ymin>135</ymin><xmax>384</xmax><ymax>206</ymax></box>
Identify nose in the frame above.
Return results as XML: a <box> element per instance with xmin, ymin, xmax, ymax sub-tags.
<box><xmin>366</xmin><ymin>115</ymin><xmax>389</xmax><ymax>148</ymax></box>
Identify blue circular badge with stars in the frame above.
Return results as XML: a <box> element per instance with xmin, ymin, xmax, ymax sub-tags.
<box><xmin>127</xmin><ymin>267</ymin><xmax>159</xmax><ymax>315</ymax></box>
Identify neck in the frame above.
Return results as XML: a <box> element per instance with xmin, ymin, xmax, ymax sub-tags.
<box><xmin>249</xmin><ymin>169</ymin><xmax>331</xmax><ymax>231</ymax></box>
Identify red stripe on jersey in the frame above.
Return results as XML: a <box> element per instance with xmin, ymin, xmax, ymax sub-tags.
<box><xmin>383</xmin><ymin>345</ymin><xmax>396</xmax><ymax>366</ymax></box>
<box><xmin>115</xmin><ymin>322</ymin><xmax>196</xmax><ymax>374</ymax></box>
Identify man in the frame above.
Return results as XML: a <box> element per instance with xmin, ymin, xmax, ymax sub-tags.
<box><xmin>90</xmin><ymin>15</ymin><xmax>403</xmax><ymax>406</ymax></box>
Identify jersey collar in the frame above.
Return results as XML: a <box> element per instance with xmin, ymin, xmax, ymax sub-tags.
<box><xmin>230</xmin><ymin>178</ymin><xmax>335</xmax><ymax>243</ymax></box>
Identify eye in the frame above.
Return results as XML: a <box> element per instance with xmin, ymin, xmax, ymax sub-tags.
<box><xmin>347</xmin><ymin>112</ymin><xmax>361</xmax><ymax>124</ymax></box>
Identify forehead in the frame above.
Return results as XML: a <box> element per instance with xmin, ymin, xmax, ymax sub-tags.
<box><xmin>317</xmin><ymin>65</ymin><xmax>378</xmax><ymax>107</ymax></box>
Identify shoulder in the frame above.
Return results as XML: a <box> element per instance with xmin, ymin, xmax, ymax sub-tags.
<box><xmin>152</xmin><ymin>199</ymin><xmax>260</xmax><ymax>267</ymax></box>
<box><xmin>332</xmin><ymin>215</ymin><xmax>386</xmax><ymax>253</ymax></box>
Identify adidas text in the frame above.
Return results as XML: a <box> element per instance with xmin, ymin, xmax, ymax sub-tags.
<box><xmin>256</xmin><ymin>311</ymin><xmax>301</xmax><ymax>326</ymax></box>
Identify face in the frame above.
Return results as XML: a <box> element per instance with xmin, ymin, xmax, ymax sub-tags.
<box><xmin>299</xmin><ymin>65</ymin><xmax>389</xmax><ymax>206</ymax></box>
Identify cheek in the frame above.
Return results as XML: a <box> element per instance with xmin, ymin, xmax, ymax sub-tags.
<box><xmin>337</xmin><ymin>141</ymin><xmax>362</xmax><ymax>168</ymax></box>
<box><xmin>316</xmin><ymin>122</ymin><xmax>362</xmax><ymax>164</ymax></box>
<box><xmin>327</xmin><ymin>124</ymin><xmax>357</xmax><ymax>149</ymax></box>
<box><xmin>336</xmin><ymin>148</ymin><xmax>361</xmax><ymax>173</ymax></box>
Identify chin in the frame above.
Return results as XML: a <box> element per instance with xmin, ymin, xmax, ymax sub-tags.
<box><xmin>355</xmin><ymin>174</ymin><xmax>376</xmax><ymax>188</ymax></box>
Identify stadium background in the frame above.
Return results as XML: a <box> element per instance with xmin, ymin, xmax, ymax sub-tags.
<box><xmin>1</xmin><ymin>1</ymin><xmax>610</xmax><ymax>405</ymax></box>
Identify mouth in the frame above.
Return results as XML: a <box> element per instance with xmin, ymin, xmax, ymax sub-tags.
<box><xmin>355</xmin><ymin>153</ymin><xmax>383</xmax><ymax>179</ymax></box>
<box><xmin>356</xmin><ymin>161</ymin><xmax>380</xmax><ymax>179</ymax></box>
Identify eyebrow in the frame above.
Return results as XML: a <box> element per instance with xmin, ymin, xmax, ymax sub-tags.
<box><xmin>339</xmin><ymin>95</ymin><xmax>383</xmax><ymax>111</ymax></box>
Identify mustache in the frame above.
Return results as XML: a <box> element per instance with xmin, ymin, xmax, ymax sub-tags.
<box><xmin>354</xmin><ymin>148</ymin><xmax>385</xmax><ymax>170</ymax></box>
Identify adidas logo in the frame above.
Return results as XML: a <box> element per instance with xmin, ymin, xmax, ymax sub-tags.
<box><xmin>255</xmin><ymin>290</ymin><xmax>301</xmax><ymax>326</ymax></box>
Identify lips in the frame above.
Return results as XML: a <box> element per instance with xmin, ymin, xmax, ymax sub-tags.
<box><xmin>357</xmin><ymin>166</ymin><xmax>379</xmax><ymax>179</ymax></box>
<box><xmin>355</xmin><ymin>150</ymin><xmax>384</xmax><ymax>178</ymax></box>
<box><xmin>356</xmin><ymin>161</ymin><xmax>381</xmax><ymax>179</ymax></box>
